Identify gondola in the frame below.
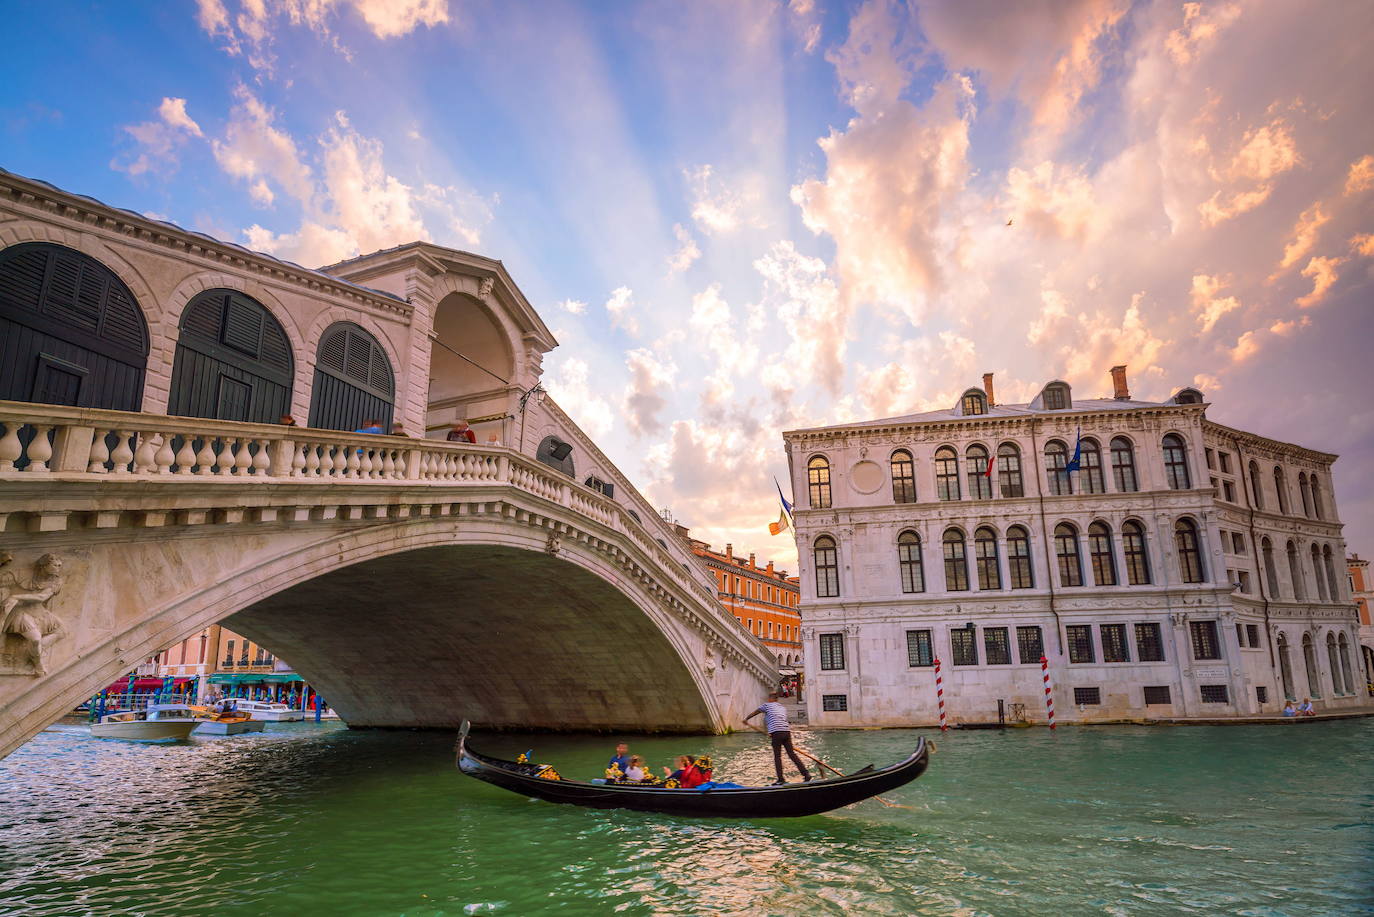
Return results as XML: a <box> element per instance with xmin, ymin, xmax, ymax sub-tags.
<box><xmin>454</xmin><ymin>721</ymin><xmax>932</xmax><ymax>818</ymax></box>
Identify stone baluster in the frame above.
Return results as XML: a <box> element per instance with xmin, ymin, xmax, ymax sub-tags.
<box><xmin>341</xmin><ymin>445</ymin><xmax>357</xmax><ymax>478</ymax></box>
<box><xmin>232</xmin><ymin>439</ymin><xmax>253</xmax><ymax>476</ymax></box>
<box><xmin>87</xmin><ymin>429</ymin><xmax>111</xmax><ymax>474</ymax></box>
<box><xmin>252</xmin><ymin>438</ymin><xmax>271</xmax><ymax>475</ymax></box>
<box><xmin>0</xmin><ymin>423</ymin><xmax>21</xmax><ymax>472</ymax></box>
<box><xmin>292</xmin><ymin>441</ymin><xmax>309</xmax><ymax>477</ymax></box>
<box><xmin>381</xmin><ymin>448</ymin><xmax>396</xmax><ymax>479</ymax></box>
<box><xmin>359</xmin><ymin>448</ymin><xmax>375</xmax><ymax>479</ymax></box>
<box><xmin>195</xmin><ymin>438</ymin><xmax>217</xmax><ymax>476</ymax></box>
<box><xmin>21</xmin><ymin>425</ymin><xmax>53</xmax><ymax>472</ymax></box>
<box><xmin>214</xmin><ymin>438</ymin><xmax>235</xmax><ymax>476</ymax></box>
<box><xmin>133</xmin><ymin>431</ymin><xmax>158</xmax><ymax>473</ymax></box>
<box><xmin>304</xmin><ymin>442</ymin><xmax>321</xmax><ymax>477</ymax></box>
<box><xmin>174</xmin><ymin>436</ymin><xmax>197</xmax><ymax>475</ymax></box>
<box><xmin>153</xmin><ymin>434</ymin><xmax>176</xmax><ymax>474</ymax></box>
<box><xmin>110</xmin><ymin>431</ymin><xmax>135</xmax><ymax>474</ymax></box>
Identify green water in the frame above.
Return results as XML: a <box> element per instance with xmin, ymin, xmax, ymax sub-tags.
<box><xmin>1</xmin><ymin>720</ymin><xmax>1370</xmax><ymax>915</ymax></box>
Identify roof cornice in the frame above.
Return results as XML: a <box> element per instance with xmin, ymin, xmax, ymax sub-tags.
<box><xmin>783</xmin><ymin>403</ymin><xmax>1203</xmax><ymax>442</ymax></box>
<box><xmin>0</xmin><ymin>168</ymin><xmax>412</xmax><ymax>318</ymax></box>
<box><xmin>1203</xmin><ymin>419</ymin><xmax>1338</xmax><ymax>464</ymax></box>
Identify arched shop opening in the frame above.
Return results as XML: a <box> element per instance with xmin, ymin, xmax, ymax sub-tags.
<box><xmin>167</xmin><ymin>289</ymin><xmax>294</xmax><ymax>422</ymax></box>
<box><xmin>308</xmin><ymin>321</ymin><xmax>395</xmax><ymax>431</ymax></box>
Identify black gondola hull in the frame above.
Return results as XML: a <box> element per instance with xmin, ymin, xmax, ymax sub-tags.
<box><xmin>454</xmin><ymin>722</ymin><xmax>930</xmax><ymax>818</ymax></box>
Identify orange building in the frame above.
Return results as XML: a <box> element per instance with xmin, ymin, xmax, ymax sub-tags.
<box><xmin>676</xmin><ymin>527</ymin><xmax>802</xmax><ymax>671</ymax></box>
<box><xmin>1351</xmin><ymin>554</ymin><xmax>1373</xmax><ymax>693</ymax></box>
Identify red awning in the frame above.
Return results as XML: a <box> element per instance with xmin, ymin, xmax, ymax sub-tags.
<box><xmin>103</xmin><ymin>677</ymin><xmax>193</xmax><ymax>692</ymax></box>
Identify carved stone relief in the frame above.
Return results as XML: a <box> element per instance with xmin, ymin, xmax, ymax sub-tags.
<box><xmin>1</xmin><ymin>552</ymin><xmax>69</xmax><ymax>676</ymax></box>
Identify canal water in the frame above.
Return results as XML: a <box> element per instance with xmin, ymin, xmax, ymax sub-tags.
<box><xmin>1</xmin><ymin>720</ymin><xmax>1370</xmax><ymax>915</ymax></box>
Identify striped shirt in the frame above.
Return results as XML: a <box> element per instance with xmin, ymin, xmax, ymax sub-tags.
<box><xmin>757</xmin><ymin>701</ymin><xmax>790</xmax><ymax>734</ymax></box>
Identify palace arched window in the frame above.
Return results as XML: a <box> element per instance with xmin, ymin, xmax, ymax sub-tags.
<box><xmin>1326</xmin><ymin>633</ymin><xmax>1341</xmax><ymax>695</ymax></box>
<box><xmin>943</xmin><ymin>528</ymin><xmax>969</xmax><ymax>591</ymax></box>
<box><xmin>997</xmin><ymin>443</ymin><xmax>1023</xmax><ymax>497</ymax></box>
<box><xmin>1055</xmin><ymin>523</ymin><xmax>1083</xmax><ymax>587</ymax></box>
<box><xmin>1080</xmin><ymin>438</ymin><xmax>1105</xmax><ymax>494</ymax></box>
<box><xmin>1323</xmin><ymin>545</ymin><xmax>1339</xmax><ymax>600</ymax></box>
<box><xmin>935</xmin><ymin>446</ymin><xmax>961</xmax><ymax>501</ymax></box>
<box><xmin>1298</xmin><ymin>473</ymin><xmax>1312</xmax><ymax>517</ymax></box>
<box><xmin>1309</xmin><ymin>475</ymin><xmax>1324</xmax><ymax>520</ymax></box>
<box><xmin>309</xmin><ymin>322</ymin><xmax>394</xmax><ymax>431</ymax></box>
<box><xmin>1045</xmin><ymin>440</ymin><xmax>1072</xmax><ymax>496</ymax></box>
<box><xmin>1248</xmin><ymin>461</ymin><xmax>1265</xmax><ymax>510</ymax></box>
<box><xmin>814</xmin><ymin>535</ymin><xmax>840</xmax><ymax>598</ymax></box>
<box><xmin>966</xmin><ymin>443</ymin><xmax>992</xmax><ymax>500</ymax></box>
<box><xmin>1287</xmin><ymin>540</ymin><xmax>1305</xmax><ymax>601</ymax></box>
<box><xmin>1311</xmin><ymin>544</ymin><xmax>1328</xmax><ymax>602</ymax></box>
<box><xmin>1123</xmin><ymin>520</ymin><xmax>1151</xmax><ymax>585</ymax></box>
<box><xmin>1262</xmin><ymin>537</ymin><xmax>1279</xmax><ymax>597</ymax></box>
<box><xmin>975</xmin><ymin>526</ymin><xmax>1001</xmax><ymax>590</ymax></box>
<box><xmin>962</xmin><ymin>389</ymin><xmax>987</xmax><ymax>416</ymax></box>
<box><xmin>1162</xmin><ymin>434</ymin><xmax>1191</xmax><ymax>490</ymax></box>
<box><xmin>1007</xmin><ymin>525</ymin><xmax>1034</xmax><ymax>588</ymax></box>
<box><xmin>1277</xmin><ymin>632</ymin><xmax>1294</xmax><ymax>700</ymax></box>
<box><xmin>1174</xmin><ymin>388</ymin><xmax>1204</xmax><ymax>404</ymax></box>
<box><xmin>808</xmin><ymin>455</ymin><xmax>832</xmax><ymax>509</ymax></box>
<box><xmin>1302</xmin><ymin>633</ymin><xmax>1321</xmax><ymax>698</ymax></box>
<box><xmin>1273</xmin><ymin>466</ymin><xmax>1290</xmax><ymax>514</ymax></box>
<box><xmin>1338</xmin><ymin>633</ymin><xmax>1354</xmax><ymax>695</ymax></box>
<box><xmin>1111</xmin><ymin>436</ymin><xmax>1138</xmax><ymax>492</ymax></box>
<box><xmin>891</xmin><ymin>449</ymin><xmax>916</xmax><ymax>504</ymax></box>
<box><xmin>1174</xmin><ymin>518</ymin><xmax>1205</xmax><ymax>583</ymax></box>
<box><xmin>0</xmin><ymin>242</ymin><xmax>149</xmax><ymax>411</ymax></box>
<box><xmin>898</xmin><ymin>530</ymin><xmax>924</xmax><ymax>594</ymax></box>
<box><xmin>1088</xmin><ymin>521</ymin><xmax>1117</xmax><ymax>586</ymax></box>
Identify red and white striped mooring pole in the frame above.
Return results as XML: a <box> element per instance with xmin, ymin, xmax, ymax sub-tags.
<box><xmin>934</xmin><ymin>657</ymin><xmax>948</xmax><ymax>732</ymax></box>
<box><xmin>1040</xmin><ymin>655</ymin><xmax>1056</xmax><ymax>730</ymax></box>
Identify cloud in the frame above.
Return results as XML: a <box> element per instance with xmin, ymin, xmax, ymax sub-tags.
<box><xmin>212</xmin><ymin>85</ymin><xmax>314</xmax><ymax>203</ymax></box>
<box><xmin>1350</xmin><ymin>233</ymin><xmax>1374</xmax><ymax>258</ymax></box>
<box><xmin>1230</xmin><ymin>329</ymin><xmax>1261</xmax><ymax>363</ymax></box>
<box><xmin>753</xmin><ymin>241</ymin><xmax>844</xmax><ymax>396</ymax></box>
<box><xmin>1295</xmin><ymin>255</ymin><xmax>1343</xmax><ymax>308</ymax></box>
<box><xmin>1198</xmin><ymin>118</ymin><xmax>1301</xmax><ymax>226</ymax></box>
<box><xmin>622</xmin><ymin>347</ymin><xmax>678</xmax><ymax>437</ymax></box>
<box><xmin>544</xmin><ymin>357</ymin><xmax>614</xmax><ymax>439</ymax></box>
<box><xmin>787</xmin><ymin>0</ymin><xmax>822</xmax><ymax>54</ymax></box>
<box><xmin>686</xmin><ymin>164</ymin><xmax>763</xmax><ymax>234</ymax></box>
<box><xmin>556</xmin><ymin>298</ymin><xmax>587</xmax><ymax>315</ymax></box>
<box><xmin>1165</xmin><ymin>1</ymin><xmax>1243</xmax><ymax>66</ymax></box>
<box><xmin>1345</xmin><ymin>154</ymin><xmax>1374</xmax><ymax>195</ymax></box>
<box><xmin>666</xmin><ymin>223</ymin><xmax>700</xmax><ymax>274</ymax></box>
<box><xmin>1274</xmin><ymin>202</ymin><xmax>1330</xmax><ymax>274</ymax></box>
<box><xmin>111</xmin><ymin>97</ymin><xmax>205</xmax><ymax>176</ymax></box>
<box><xmin>351</xmin><ymin>0</ymin><xmax>449</xmax><ymax>39</ymax></box>
<box><xmin>604</xmin><ymin>286</ymin><xmax>639</xmax><ymax>335</ymax></box>
<box><xmin>1189</xmin><ymin>274</ymin><xmax>1241</xmax><ymax>333</ymax></box>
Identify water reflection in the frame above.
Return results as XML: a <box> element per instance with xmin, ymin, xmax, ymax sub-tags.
<box><xmin>1</xmin><ymin>721</ymin><xmax>1371</xmax><ymax>915</ymax></box>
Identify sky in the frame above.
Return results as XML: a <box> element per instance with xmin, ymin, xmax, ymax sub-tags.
<box><xmin>2</xmin><ymin>0</ymin><xmax>1371</xmax><ymax>568</ymax></box>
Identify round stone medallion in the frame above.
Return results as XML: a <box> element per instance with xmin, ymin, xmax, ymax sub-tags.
<box><xmin>850</xmin><ymin>460</ymin><xmax>884</xmax><ymax>494</ymax></box>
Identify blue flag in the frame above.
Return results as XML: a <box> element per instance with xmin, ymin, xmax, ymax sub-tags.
<box><xmin>1065</xmin><ymin>426</ymin><xmax>1082</xmax><ymax>473</ymax></box>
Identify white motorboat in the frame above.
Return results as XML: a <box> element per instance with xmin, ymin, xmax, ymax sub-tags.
<box><xmin>90</xmin><ymin>704</ymin><xmax>199</xmax><ymax>741</ymax></box>
<box><xmin>230</xmin><ymin>699</ymin><xmax>306</xmax><ymax>722</ymax></box>
<box><xmin>193</xmin><ymin>717</ymin><xmax>267</xmax><ymax>736</ymax></box>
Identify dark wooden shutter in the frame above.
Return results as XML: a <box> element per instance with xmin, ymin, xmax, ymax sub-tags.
<box><xmin>167</xmin><ymin>288</ymin><xmax>293</xmax><ymax>422</ymax></box>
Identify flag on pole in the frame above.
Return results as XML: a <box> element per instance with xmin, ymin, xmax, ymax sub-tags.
<box><xmin>983</xmin><ymin>451</ymin><xmax>996</xmax><ymax>478</ymax></box>
<box><xmin>1065</xmin><ymin>426</ymin><xmax>1083</xmax><ymax>473</ymax></box>
<box><xmin>768</xmin><ymin>478</ymin><xmax>795</xmax><ymax>536</ymax></box>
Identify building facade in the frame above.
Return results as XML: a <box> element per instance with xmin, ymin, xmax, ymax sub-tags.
<box><xmin>686</xmin><ymin>536</ymin><xmax>802</xmax><ymax>670</ymax></box>
<box><xmin>785</xmin><ymin>367</ymin><xmax>1364</xmax><ymax>726</ymax></box>
<box><xmin>1351</xmin><ymin>555</ymin><xmax>1373</xmax><ymax>693</ymax></box>
<box><xmin>151</xmin><ymin>625</ymin><xmax>317</xmax><ymax>708</ymax></box>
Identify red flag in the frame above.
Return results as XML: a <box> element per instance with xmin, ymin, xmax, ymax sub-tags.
<box><xmin>984</xmin><ymin>453</ymin><xmax>996</xmax><ymax>478</ymax></box>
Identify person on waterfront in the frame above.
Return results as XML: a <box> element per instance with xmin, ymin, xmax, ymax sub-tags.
<box><xmin>1298</xmin><ymin>697</ymin><xmax>1316</xmax><ymax>716</ymax></box>
<box><xmin>623</xmin><ymin>755</ymin><xmax>647</xmax><ymax>782</ymax></box>
<box><xmin>1282</xmin><ymin>700</ymin><xmax>1297</xmax><ymax>717</ymax></box>
<box><xmin>447</xmin><ymin>420</ymin><xmax>476</xmax><ymax>443</ymax></box>
<box><xmin>743</xmin><ymin>692</ymin><xmax>811</xmax><ymax>785</ymax></box>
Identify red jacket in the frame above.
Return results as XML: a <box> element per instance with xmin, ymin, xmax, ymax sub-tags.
<box><xmin>678</xmin><ymin>763</ymin><xmax>710</xmax><ymax>788</ymax></box>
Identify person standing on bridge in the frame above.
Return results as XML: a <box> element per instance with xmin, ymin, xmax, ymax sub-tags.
<box><xmin>447</xmin><ymin>420</ymin><xmax>476</xmax><ymax>443</ymax></box>
<box><xmin>744</xmin><ymin>692</ymin><xmax>811</xmax><ymax>785</ymax></box>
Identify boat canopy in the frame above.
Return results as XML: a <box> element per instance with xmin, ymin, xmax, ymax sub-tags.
<box><xmin>102</xmin><ymin>677</ymin><xmax>193</xmax><ymax>692</ymax></box>
<box><xmin>207</xmin><ymin>673</ymin><xmax>305</xmax><ymax>684</ymax></box>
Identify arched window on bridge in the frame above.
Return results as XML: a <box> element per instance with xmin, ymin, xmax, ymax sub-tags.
<box><xmin>0</xmin><ymin>242</ymin><xmax>148</xmax><ymax>410</ymax></box>
<box><xmin>309</xmin><ymin>322</ymin><xmax>395</xmax><ymax>431</ymax></box>
<box><xmin>168</xmin><ymin>289</ymin><xmax>293</xmax><ymax>422</ymax></box>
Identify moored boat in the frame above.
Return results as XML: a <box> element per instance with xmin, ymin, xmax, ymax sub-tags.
<box><xmin>90</xmin><ymin>705</ymin><xmax>199</xmax><ymax>742</ymax></box>
<box><xmin>231</xmin><ymin>700</ymin><xmax>306</xmax><ymax>722</ymax></box>
<box><xmin>192</xmin><ymin>714</ymin><xmax>267</xmax><ymax>736</ymax></box>
<box><xmin>455</xmin><ymin>721</ymin><xmax>931</xmax><ymax>818</ymax></box>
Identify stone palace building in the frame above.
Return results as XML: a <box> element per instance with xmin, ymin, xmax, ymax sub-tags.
<box><xmin>785</xmin><ymin>367</ymin><xmax>1363</xmax><ymax>726</ymax></box>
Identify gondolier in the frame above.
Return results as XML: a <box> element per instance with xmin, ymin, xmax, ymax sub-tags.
<box><xmin>744</xmin><ymin>692</ymin><xmax>812</xmax><ymax>785</ymax></box>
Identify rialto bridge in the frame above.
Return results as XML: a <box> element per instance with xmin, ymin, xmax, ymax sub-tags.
<box><xmin>0</xmin><ymin>169</ymin><xmax>775</xmax><ymax>760</ymax></box>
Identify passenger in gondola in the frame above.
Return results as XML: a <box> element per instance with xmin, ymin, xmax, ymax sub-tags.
<box><xmin>665</xmin><ymin>755</ymin><xmax>710</xmax><ymax>788</ymax></box>
<box><xmin>608</xmin><ymin>742</ymin><xmax>631</xmax><ymax>777</ymax></box>
<box><xmin>623</xmin><ymin>755</ymin><xmax>647</xmax><ymax>782</ymax></box>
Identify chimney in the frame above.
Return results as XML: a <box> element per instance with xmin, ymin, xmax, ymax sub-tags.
<box><xmin>725</xmin><ymin>543</ymin><xmax>733</xmax><ymax>559</ymax></box>
<box><xmin>982</xmin><ymin>372</ymin><xmax>996</xmax><ymax>406</ymax></box>
<box><xmin>1110</xmin><ymin>365</ymin><xmax>1130</xmax><ymax>400</ymax></box>
<box><xmin>767</xmin><ymin>561</ymin><xmax>775</xmax><ymax>575</ymax></box>
<box><xmin>749</xmin><ymin>552</ymin><xmax>756</xmax><ymax>568</ymax></box>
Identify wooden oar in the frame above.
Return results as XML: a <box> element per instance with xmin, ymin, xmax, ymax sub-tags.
<box><xmin>746</xmin><ymin>724</ymin><xmax>913</xmax><ymax>810</ymax></box>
